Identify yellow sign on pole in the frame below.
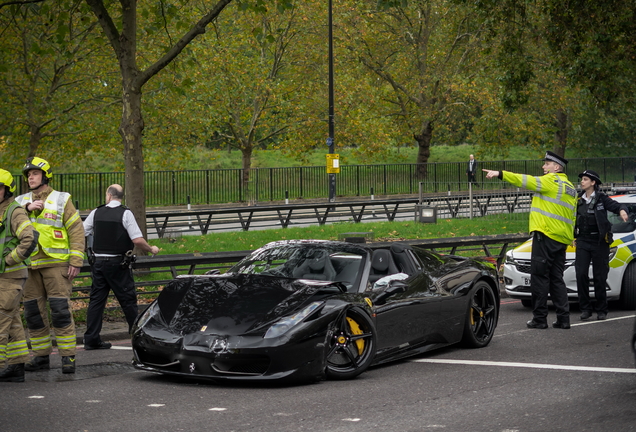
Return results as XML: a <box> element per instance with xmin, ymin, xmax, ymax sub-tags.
<box><xmin>326</xmin><ymin>154</ymin><xmax>340</xmax><ymax>174</ymax></box>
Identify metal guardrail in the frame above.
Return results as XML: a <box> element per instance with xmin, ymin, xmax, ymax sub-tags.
<box><xmin>120</xmin><ymin>188</ymin><xmax>535</xmax><ymax>237</ymax></box>
<box><xmin>72</xmin><ymin>233</ymin><xmax>530</xmax><ymax>301</ymax></box>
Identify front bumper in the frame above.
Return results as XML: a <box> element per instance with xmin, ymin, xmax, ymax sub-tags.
<box><xmin>503</xmin><ymin>259</ymin><xmax>622</xmax><ymax>301</ymax></box>
<box><xmin>132</xmin><ymin>327</ymin><xmax>328</xmax><ymax>382</ymax></box>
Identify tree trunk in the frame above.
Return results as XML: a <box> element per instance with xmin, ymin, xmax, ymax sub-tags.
<box><xmin>28</xmin><ymin>125</ymin><xmax>42</xmax><ymax>158</ymax></box>
<box><xmin>241</xmin><ymin>146</ymin><xmax>253</xmax><ymax>204</ymax></box>
<box><xmin>554</xmin><ymin>109</ymin><xmax>568</xmax><ymax>158</ymax></box>
<box><xmin>120</xmin><ymin>82</ymin><xmax>147</xmax><ymax>243</ymax></box>
<box><xmin>414</xmin><ymin>121</ymin><xmax>433</xmax><ymax>179</ymax></box>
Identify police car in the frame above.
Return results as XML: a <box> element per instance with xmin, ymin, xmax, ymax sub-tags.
<box><xmin>503</xmin><ymin>193</ymin><xmax>636</xmax><ymax>310</ymax></box>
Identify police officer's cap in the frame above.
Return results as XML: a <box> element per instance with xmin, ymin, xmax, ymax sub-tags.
<box><xmin>543</xmin><ymin>151</ymin><xmax>568</xmax><ymax>167</ymax></box>
<box><xmin>578</xmin><ymin>169</ymin><xmax>602</xmax><ymax>185</ymax></box>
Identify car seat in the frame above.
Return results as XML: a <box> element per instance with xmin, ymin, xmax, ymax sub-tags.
<box><xmin>292</xmin><ymin>251</ymin><xmax>337</xmax><ymax>281</ymax></box>
<box><xmin>368</xmin><ymin>249</ymin><xmax>399</xmax><ymax>284</ymax></box>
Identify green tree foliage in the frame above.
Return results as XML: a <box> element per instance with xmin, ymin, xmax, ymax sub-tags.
<box><xmin>339</xmin><ymin>0</ymin><xmax>490</xmax><ymax>178</ymax></box>
<box><xmin>0</xmin><ymin>0</ymin><xmax>118</xmax><ymax>170</ymax></box>
<box><xmin>467</xmin><ymin>0</ymin><xmax>636</xmax><ymax>158</ymax></box>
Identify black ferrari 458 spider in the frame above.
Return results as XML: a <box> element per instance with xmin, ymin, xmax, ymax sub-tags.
<box><xmin>132</xmin><ymin>240</ymin><xmax>500</xmax><ymax>383</ymax></box>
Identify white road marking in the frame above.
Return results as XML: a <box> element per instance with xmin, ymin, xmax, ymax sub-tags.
<box><xmin>412</xmin><ymin>358</ymin><xmax>636</xmax><ymax>374</ymax></box>
<box><xmin>28</xmin><ymin>396</ymin><xmax>44</xmax><ymax>399</ymax></box>
<box><xmin>572</xmin><ymin>314</ymin><xmax>636</xmax><ymax>326</ymax></box>
<box><xmin>494</xmin><ymin>314</ymin><xmax>636</xmax><ymax>337</ymax></box>
<box><xmin>79</xmin><ymin>345</ymin><xmax>132</xmax><ymax>351</ymax></box>
<box><xmin>148</xmin><ymin>404</ymin><xmax>165</xmax><ymax>407</ymax></box>
<box><xmin>342</xmin><ymin>418</ymin><xmax>361</xmax><ymax>422</ymax></box>
<box><xmin>85</xmin><ymin>400</ymin><xmax>101</xmax><ymax>403</ymax></box>
<box><xmin>209</xmin><ymin>408</ymin><xmax>227</xmax><ymax>411</ymax></box>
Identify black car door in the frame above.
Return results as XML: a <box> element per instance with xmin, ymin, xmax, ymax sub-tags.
<box><xmin>370</xmin><ymin>270</ymin><xmax>443</xmax><ymax>359</ymax></box>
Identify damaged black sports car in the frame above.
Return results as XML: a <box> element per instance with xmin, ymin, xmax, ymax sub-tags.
<box><xmin>132</xmin><ymin>240</ymin><xmax>499</xmax><ymax>383</ymax></box>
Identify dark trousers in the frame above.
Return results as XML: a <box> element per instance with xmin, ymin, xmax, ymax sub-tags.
<box><xmin>84</xmin><ymin>258</ymin><xmax>138</xmax><ymax>346</ymax></box>
<box><xmin>530</xmin><ymin>232</ymin><xmax>570</xmax><ymax>324</ymax></box>
<box><xmin>575</xmin><ymin>238</ymin><xmax>609</xmax><ymax>314</ymax></box>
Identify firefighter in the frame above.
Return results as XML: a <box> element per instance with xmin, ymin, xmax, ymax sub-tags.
<box><xmin>483</xmin><ymin>151</ymin><xmax>577</xmax><ymax>329</ymax></box>
<box><xmin>16</xmin><ymin>157</ymin><xmax>85</xmax><ymax>374</ymax></box>
<box><xmin>0</xmin><ymin>169</ymin><xmax>38</xmax><ymax>382</ymax></box>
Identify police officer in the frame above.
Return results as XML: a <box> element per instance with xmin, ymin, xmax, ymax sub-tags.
<box><xmin>575</xmin><ymin>170</ymin><xmax>628</xmax><ymax>321</ymax></box>
<box><xmin>82</xmin><ymin>184</ymin><xmax>159</xmax><ymax>349</ymax></box>
<box><xmin>16</xmin><ymin>157</ymin><xmax>85</xmax><ymax>374</ymax></box>
<box><xmin>484</xmin><ymin>151</ymin><xmax>577</xmax><ymax>329</ymax></box>
<box><xmin>0</xmin><ymin>170</ymin><xmax>38</xmax><ymax>382</ymax></box>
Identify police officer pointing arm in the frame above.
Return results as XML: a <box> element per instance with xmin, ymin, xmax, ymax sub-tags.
<box><xmin>483</xmin><ymin>151</ymin><xmax>577</xmax><ymax>330</ymax></box>
<box><xmin>82</xmin><ymin>184</ymin><xmax>159</xmax><ymax>350</ymax></box>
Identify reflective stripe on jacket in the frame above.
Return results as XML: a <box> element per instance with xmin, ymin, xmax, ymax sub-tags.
<box><xmin>502</xmin><ymin>171</ymin><xmax>577</xmax><ymax>245</ymax></box>
<box><xmin>15</xmin><ymin>190</ymin><xmax>80</xmax><ymax>264</ymax></box>
<box><xmin>0</xmin><ymin>201</ymin><xmax>21</xmax><ymax>273</ymax></box>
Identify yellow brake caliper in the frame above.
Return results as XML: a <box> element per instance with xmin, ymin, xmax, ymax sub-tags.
<box><xmin>346</xmin><ymin>317</ymin><xmax>365</xmax><ymax>355</ymax></box>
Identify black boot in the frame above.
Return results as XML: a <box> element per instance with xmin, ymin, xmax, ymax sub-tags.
<box><xmin>24</xmin><ymin>355</ymin><xmax>50</xmax><ymax>371</ymax></box>
<box><xmin>62</xmin><ymin>355</ymin><xmax>76</xmax><ymax>374</ymax></box>
<box><xmin>0</xmin><ymin>363</ymin><xmax>25</xmax><ymax>382</ymax></box>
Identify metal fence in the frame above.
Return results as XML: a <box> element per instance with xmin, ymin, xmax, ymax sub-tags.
<box><xmin>14</xmin><ymin>156</ymin><xmax>636</xmax><ymax>210</ymax></box>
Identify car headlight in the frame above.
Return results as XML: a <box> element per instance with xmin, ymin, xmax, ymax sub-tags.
<box><xmin>608</xmin><ymin>246</ymin><xmax>618</xmax><ymax>263</ymax></box>
<box><xmin>264</xmin><ymin>301</ymin><xmax>324</xmax><ymax>339</ymax></box>
<box><xmin>135</xmin><ymin>301</ymin><xmax>160</xmax><ymax>330</ymax></box>
<box><xmin>564</xmin><ymin>259</ymin><xmax>576</xmax><ymax>268</ymax></box>
<box><xmin>505</xmin><ymin>255</ymin><xmax>517</xmax><ymax>265</ymax></box>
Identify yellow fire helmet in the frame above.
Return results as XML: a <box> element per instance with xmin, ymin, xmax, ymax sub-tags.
<box><xmin>0</xmin><ymin>169</ymin><xmax>16</xmax><ymax>197</ymax></box>
<box><xmin>22</xmin><ymin>156</ymin><xmax>53</xmax><ymax>183</ymax></box>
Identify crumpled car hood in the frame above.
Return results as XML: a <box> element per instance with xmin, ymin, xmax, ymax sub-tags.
<box><xmin>157</xmin><ymin>274</ymin><xmax>340</xmax><ymax>336</ymax></box>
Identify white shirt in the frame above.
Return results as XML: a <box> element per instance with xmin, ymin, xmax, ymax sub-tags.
<box><xmin>84</xmin><ymin>201</ymin><xmax>143</xmax><ymax>257</ymax></box>
<box><xmin>582</xmin><ymin>191</ymin><xmax>596</xmax><ymax>204</ymax></box>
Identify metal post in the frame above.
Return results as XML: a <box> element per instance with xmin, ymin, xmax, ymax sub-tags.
<box><xmin>187</xmin><ymin>195</ymin><xmax>192</xmax><ymax>229</ymax></box>
<box><xmin>370</xmin><ymin>187</ymin><xmax>376</xmax><ymax>218</ymax></box>
<box><xmin>327</xmin><ymin>0</ymin><xmax>336</xmax><ymax>203</ymax></box>
<box><xmin>469</xmin><ymin>182</ymin><xmax>473</xmax><ymax>219</ymax></box>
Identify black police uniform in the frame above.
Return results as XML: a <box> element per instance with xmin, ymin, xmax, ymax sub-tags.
<box><xmin>574</xmin><ymin>191</ymin><xmax>627</xmax><ymax>316</ymax></box>
<box><xmin>84</xmin><ymin>205</ymin><xmax>137</xmax><ymax>346</ymax></box>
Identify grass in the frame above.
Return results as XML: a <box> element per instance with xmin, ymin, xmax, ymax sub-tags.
<box><xmin>153</xmin><ymin>213</ymin><xmax>530</xmax><ymax>254</ymax></box>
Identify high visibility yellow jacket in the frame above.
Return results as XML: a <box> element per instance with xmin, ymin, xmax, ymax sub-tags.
<box><xmin>502</xmin><ymin>171</ymin><xmax>577</xmax><ymax>245</ymax></box>
<box><xmin>16</xmin><ymin>187</ymin><xmax>85</xmax><ymax>268</ymax></box>
<box><xmin>0</xmin><ymin>198</ymin><xmax>38</xmax><ymax>278</ymax></box>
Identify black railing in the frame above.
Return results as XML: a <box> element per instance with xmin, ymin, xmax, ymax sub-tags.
<box><xmin>72</xmin><ymin>233</ymin><xmax>530</xmax><ymax>300</ymax></box>
<box><xmin>14</xmin><ymin>157</ymin><xmax>636</xmax><ymax>210</ymax></box>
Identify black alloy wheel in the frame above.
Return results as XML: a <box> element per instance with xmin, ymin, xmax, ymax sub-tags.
<box><xmin>325</xmin><ymin>307</ymin><xmax>376</xmax><ymax>380</ymax></box>
<box><xmin>462</xmin><ymin>281</ymin><xmax>498</xmax><ymax>348</ymax></box>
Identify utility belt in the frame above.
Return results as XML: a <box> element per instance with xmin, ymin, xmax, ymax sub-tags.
<box><xmin>88</xmin><ymin>250</ymin><xmax>136</xmax><ymax>268</ymax></box>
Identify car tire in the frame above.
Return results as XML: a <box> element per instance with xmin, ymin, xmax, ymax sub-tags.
<box><xmin>325</xmin><ymin>307</ymin><xmax>376</xmax><ymax>380</ymax></box>
<box><xmin>619</xmin><ymin>262</ymin><xmax>636</xmax><ymax>310</ymax></box>
<box><xmin>521</xmin><ymin>299</ymin><xmax>532</xmax><ymax>308</ymax></box>
<box><xmin>461</xmin><ymin>281</ymin><xmax>498</xmax><ymax>348</ymax></box>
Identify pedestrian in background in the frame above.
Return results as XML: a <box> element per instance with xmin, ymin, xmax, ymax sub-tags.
<box><xmin>466</xmin><ymin>154</ymin><xmax>478</xmax><ymax>186</ymax></box>
<box><xmin>82</xmin><ymin>184</ymin><xmax>159</xmax><ymax>350</ymax></box>
<box><xmin>16</xmin><ymin>157</ymin><xmax>85</xmax><ymax>374</ymax></box>
<box><xmin>575</xmin><ymin>170</ymin><xmax>628</xmax><ymax>321</ymax></box>
<box><xmin>483</xmin><ymin>151</ymin><xmax>577</xmax><ymax>329</ymax></box>
<box><xmin>0</xmin><ymin>170</ymin><xmax>38</xmax><ymax>383</ymax></box>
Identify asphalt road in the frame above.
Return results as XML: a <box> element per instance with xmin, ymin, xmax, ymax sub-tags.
<box><xmin>2</xmin><ymin>300</ymin><xmax>635</xmax><ymax>432</ymax></box>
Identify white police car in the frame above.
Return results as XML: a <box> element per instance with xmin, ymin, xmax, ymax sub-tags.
<box><xmin>503</xmin><ymin>193</ymin><xmax>636</xmax><ymax>310</ymax></box>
